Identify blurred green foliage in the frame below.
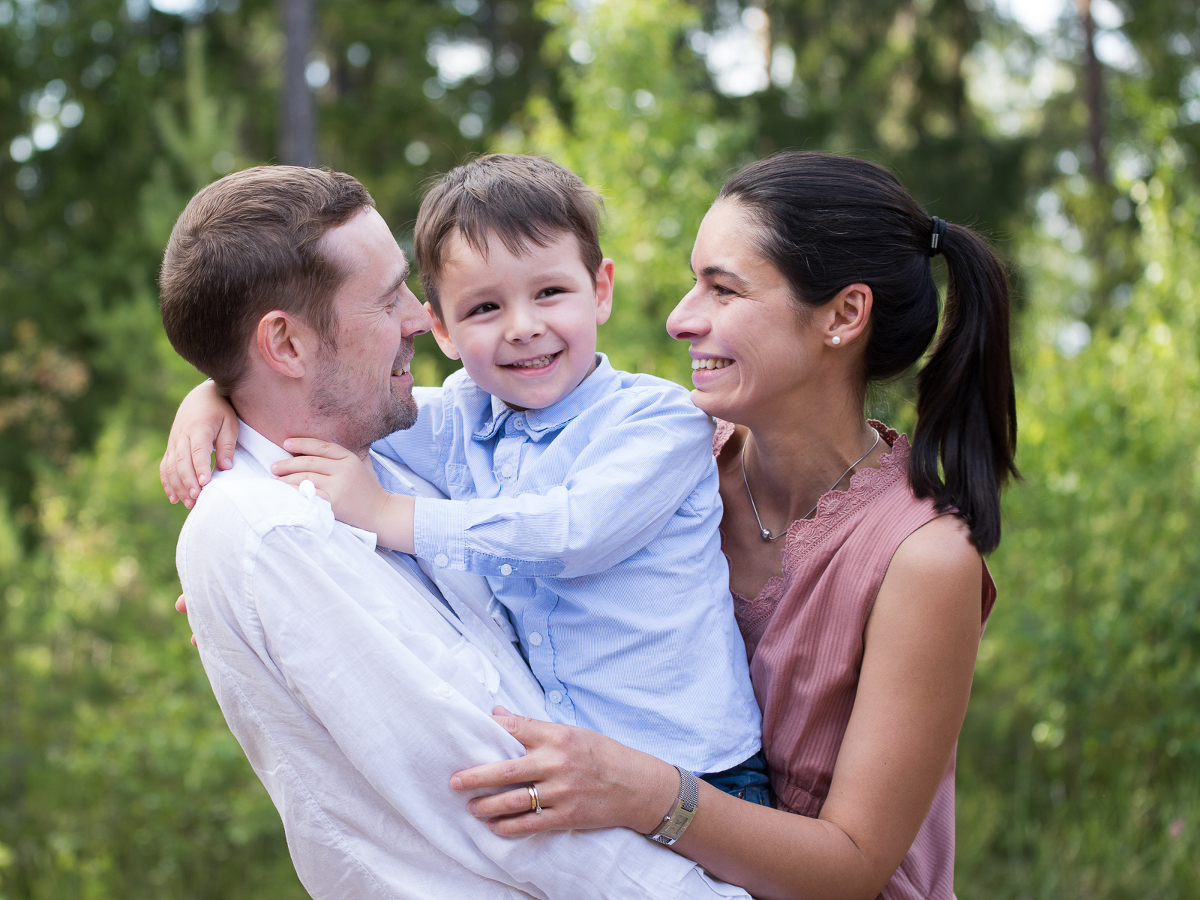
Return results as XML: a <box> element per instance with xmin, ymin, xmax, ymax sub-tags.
<box><xmin>1</xmin><ymin>0</ymin><xmax>1197</xmax><ymax>896</ymax></box>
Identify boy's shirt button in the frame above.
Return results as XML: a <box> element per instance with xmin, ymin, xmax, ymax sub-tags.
<box><xmin>500</xmin><ymin>463</ymin><xmax>514</xmax><ymax>478</ymax></box>
<box><xmin>513</xmin><ymin>418</ymin><xmax>525</xmax><ymax>429</ymax></box>
<box><xmin>548</xmin><ymin>691</ymin><xmax>562</xmax><ymax>704</ymax></box>
<box><xmin>499</xmin><ymin>564</ymin><xmax>513</xmax><ymax>575</ymax></box>
<box><xmin>528</xmin><ymin>631</ymin><xmax>543</xmax><ymax>646</ymax></box>
<box><xmin>434</xmin><ymin>553</ymin><xmax>449</xmax><ymax>567</ymax></box>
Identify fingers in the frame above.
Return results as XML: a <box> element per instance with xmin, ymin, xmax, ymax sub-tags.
<box><xmin>215</xmin><ymin>418</ymin><xmax>238</xmax><ymax>471</ymax></box>
<box><xmin>160</xmin><ymin>452</ymin><xmax>179</xmax><ymax>504</ymax></box>
<box><xmin>190</xmin><ymin>436</ymin><xmax>214</xmax><ymax>488</ymax></box>
<box><xmin>451</xmin><ymin>754</ymin><xmax>542</xmax><ymax>793</ymax></box>
<box><xmin>175</xmin><ymin>594</ymin><xmax>188</xmax><ymax>614</ymax></box>
<box><xmin>172</xmin><ymin>434</ymin><xmax>204</xmax><ymax>509</ymax></box>
<box><xmin>272</xmin><ymin>456</ymin><xmax>342</xmax><ymax>478</ymax></box>
<box><xmin>281</xmin><ymin>437</ymin><xmax>353</xmax><ymax>460</ymax></box>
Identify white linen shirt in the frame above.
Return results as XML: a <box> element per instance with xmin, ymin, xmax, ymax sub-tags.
<box><xmin>177</xmin><ymin>422</ymin><xmax>750</xmax><ymax>900</ymax></box>
<box><xmin>373</xmin><ymin>355</ymin><xmax>761</xmax><ymax>774</ymax></box>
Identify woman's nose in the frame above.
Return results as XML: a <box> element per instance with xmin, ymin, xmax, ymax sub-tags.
<box><xmin>666</xmin><ymin>288</ymin><xmax>707</xmax><ymax>341</ymax></box>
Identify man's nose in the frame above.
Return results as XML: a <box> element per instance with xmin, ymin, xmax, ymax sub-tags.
<box><xmin>399</xmin><ymin>284</ymin><xmax>432</xmax><ymax>338</ymax></box>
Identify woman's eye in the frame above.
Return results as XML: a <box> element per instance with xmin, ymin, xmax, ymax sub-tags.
<box><xmin>712</xmin><ymin>284</ymin><xmax>734</xmax><ymax>296</ymax></box>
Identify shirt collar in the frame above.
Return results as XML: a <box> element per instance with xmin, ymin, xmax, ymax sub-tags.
<box><xmin>235</xmin><ymin>420</ymin><xmax>377</xmax><ymax>549</ymax></box>
<box><xmin>471</xmin><ymin>353</ymin><xmax>618</xmax><ymax>443</ymax></box>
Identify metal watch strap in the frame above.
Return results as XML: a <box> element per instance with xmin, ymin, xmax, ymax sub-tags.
<box><xmin>646</xmin><ymin>765</ymin><xmax>699</xmax><ymax>845</ymax></box>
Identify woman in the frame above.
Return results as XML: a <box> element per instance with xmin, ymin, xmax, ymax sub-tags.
<box><xmin>447</xmin><ymin>151</ymin><xmax>1015</xmax><ymax>900</ymax></box>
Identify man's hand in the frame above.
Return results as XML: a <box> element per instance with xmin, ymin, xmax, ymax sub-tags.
<box><xmin>160</xmin><ymin>381</ymin><xmax>239</xmax><ymax>508</ymax></box>
<box><xmin>176</xmin><ymin>594</ymin><xmax>197</xmax><ymax>647</ymax></box>
<box><xmin>271</xmin><ymin>438</ymin><xmax>417</xmax><ymax>553</ymax></box>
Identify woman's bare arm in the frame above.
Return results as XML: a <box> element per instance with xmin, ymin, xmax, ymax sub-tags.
<box><xmin>452</xmin><ymin>515</ymin><xmax>983</xmax><ymax>900</ymax></box>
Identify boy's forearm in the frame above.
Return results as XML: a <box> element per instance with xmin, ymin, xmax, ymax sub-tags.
<box><xmin>375</xmin><ymin>494</ymin><xmax>417</xmax><ymax>555</ymax></box>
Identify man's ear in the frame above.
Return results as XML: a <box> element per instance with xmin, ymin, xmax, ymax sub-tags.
<box><xmin>255</xmin><ymin>310</ymin><xmax>313</xmax><ymax>378</ymax></box>
<box><xmin>425</xmin><ymin>301</ymin><xmax>461</xmax><ymax>360</ymax></box>
<box><xmin>824</xmin><ymin>283</ymin><xmax>873</xmax><ymax>348</ymax></box>
<box><xmin>594</xmin><ymin>258</ymin><xmax>615</xmax><ymax>326</ymax></box>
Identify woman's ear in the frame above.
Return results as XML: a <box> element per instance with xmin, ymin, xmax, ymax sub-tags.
<box><xmin>825</xmin><ymin>283</ymin><xmax>873</xmax><ymax>348</ymax></box>
<box><xmin>426</xmin><ymin>301</ymin><xmax>461</xmax><ymax>360</ymax></box>
<box><xmin>256</xmin><ymin>310</ymin><xmax>311</xmax><ymax>378</ymax></box>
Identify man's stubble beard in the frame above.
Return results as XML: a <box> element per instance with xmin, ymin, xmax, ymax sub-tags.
<box><xmin>310</xmin><ymin>346</ymin><xmax>418</xmax><ymax>456</ymax></box>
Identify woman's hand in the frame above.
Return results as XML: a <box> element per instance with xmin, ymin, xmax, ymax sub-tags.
<box><xmin>160</xmin><ymin>381</ymin><xmax>239</xmax><ymax>508</ymax></box>
<box><xmin>450</xmin><ymin>708</ymin><xmax>680</xmax><ymax>838</ymax></box>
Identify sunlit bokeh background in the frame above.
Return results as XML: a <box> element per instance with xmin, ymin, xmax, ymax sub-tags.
<box><xmin>2</xmin><ymin>0</ymin><xmax>1197</xmax><ymax>895</ymax></box>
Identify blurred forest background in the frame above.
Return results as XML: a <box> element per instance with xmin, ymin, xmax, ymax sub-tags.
<box><xmin>1</xmin><ymin>0</ymin><xmax>1198</xmax><ymax>896</ymax></box>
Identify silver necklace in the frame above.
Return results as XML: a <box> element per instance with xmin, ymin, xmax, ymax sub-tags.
<box><xmin>741</xmin><ymin>428</ymin><xmax>881</xmax><ymax>541</ymax></box>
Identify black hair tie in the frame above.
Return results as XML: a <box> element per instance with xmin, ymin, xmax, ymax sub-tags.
<box><xmin>929</xmin><ymin>216</ymin><xmax>948</xmax><ymax>257</ymax></box>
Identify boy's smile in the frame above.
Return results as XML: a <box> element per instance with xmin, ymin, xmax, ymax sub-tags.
<box><xmin>430</xmin><ymin>230</ymin><xmax>615</xmax><ymax>411</ymax></box>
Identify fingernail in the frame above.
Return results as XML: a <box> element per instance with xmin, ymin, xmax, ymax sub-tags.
<box><xmin>282</xmin><ymin>439</ymin><xmax>293</xmax><ymax>450</ymax></box>
<box><xmin>450</xmin><ymin>776</ymin><xmax>463</xmax><ymax>791</ymax></box>
<box><xmin>190</xmin><ymin>488</ymin><xmax>198</xmax><ymax>498</ymax></box>
<box><xmin>467</xmin><ymin>800</ymin><xmax>478</xmax><ymax>816</ymax></box>
<box><xmin>221</xmin><ymin>458</ymin><xmax>232</xmax><ymax>468</ymax></box>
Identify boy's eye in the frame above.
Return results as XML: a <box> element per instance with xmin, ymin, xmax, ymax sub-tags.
<box><xmin>466</xmin><ymin>302</ymin><xmax>499</xmax><ymax>317</ymax></box>
<box><xmin>536</xmin><ymin>287</ymin><xmax>564</xmax><ymax>299</ymax></box>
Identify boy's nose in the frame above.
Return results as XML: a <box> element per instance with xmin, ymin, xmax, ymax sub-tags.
<box><xmin>505</xmin><ymin>308</ymin><xmax>544</xmax><ymax>342</ymax></box>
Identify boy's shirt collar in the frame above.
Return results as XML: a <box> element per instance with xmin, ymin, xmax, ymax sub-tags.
<box><xmin>472</xmin><ymin>353</ymin><xmax>617</xmax><ymax>443</ymax></box>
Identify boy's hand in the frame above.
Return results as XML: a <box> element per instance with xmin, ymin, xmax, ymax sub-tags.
<box><xmin>160</xmin><ymin>381</ymin><xmax>239</xmax><ymax>508</ymax></box>
<box><xmin>271</xmin><ymin>438</ymin><xmax>416</xmax><ymax>553</ymax></box>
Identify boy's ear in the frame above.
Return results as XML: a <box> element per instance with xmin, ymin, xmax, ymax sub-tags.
<box><xmin>425</xmin><ymin>301</ymin><xmax>461</xmax><ymax>360</ymax></box>
<box><xmin>594</xmin><ymin>258</ymin><xmax>615</xmax><ymax>327</ymax></box>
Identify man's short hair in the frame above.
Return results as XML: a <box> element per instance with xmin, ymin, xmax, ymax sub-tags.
<box><xmin>413</xmin><ymin>154</ymin><xmax>603</xmax><ymax>318</ymax></box>
<box><xmin>160</xmin><ymin>166</ymin><xmax>374</xmax><ymax>394</ymax></box>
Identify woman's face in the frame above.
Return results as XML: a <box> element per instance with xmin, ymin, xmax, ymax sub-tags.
<box><xmin>667</xmin><ymin>199</ymin><xmax>825</xmax><ymax>424</ymax></box>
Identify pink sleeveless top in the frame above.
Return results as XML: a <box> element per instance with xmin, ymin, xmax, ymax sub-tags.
<box><xmin>716</xmin><ymin>421</ymin><xmax>996</xmax><ymax>900</ymax></box>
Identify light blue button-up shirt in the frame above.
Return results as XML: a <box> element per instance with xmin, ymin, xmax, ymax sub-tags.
<box><xmin>373</xmin><ymin>354</ymin><xmax>761</xmax><ymax>774</ymax></box>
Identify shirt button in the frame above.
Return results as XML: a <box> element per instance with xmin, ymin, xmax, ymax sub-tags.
<box><xmin>499</xmin><ymin>564</ymin><xmax>513</xmax><ymax>575</ymax></box>
<box><xmin>513</xmin><ymin>417</ymin><xmax>525</xmax><ymax>429</ymax></box>
<box><xmin>434</xmin><ymin>553</ymin><xmax>449</xmax><ymax>567</ymax></box>
<box><xmin>500</xmin><ymin>463</ymin><xmax>514</xmax><ymax>478</ymax></box>
<box><xmin>528</xmin><ymin>631</ymin><xmax>543</xmax><ymax>646</ymax></box>
<box><xmin>548</xmin><ymin>690</ymin><xmax>562</xmax><ymax>704</ymax></box>
<box><xmin>489</xmin><ymin>642</ymin><xmax>500</xmax><ymax>656</ymax></box>
<box><xmin>437</xmin><ymin>683</ymin><xmax>453</xmax><ymax>699</ymax></box>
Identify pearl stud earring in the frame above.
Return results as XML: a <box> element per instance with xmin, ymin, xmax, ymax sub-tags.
<box><xmin>831</xmin><ymin>335</ymin><xmax>841</xmax><ymax>345</ymax></box>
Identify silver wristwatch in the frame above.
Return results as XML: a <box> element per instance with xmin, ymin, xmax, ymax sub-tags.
<box><xmin>645</xmin><ymin>765</ymin><xmax>699</xmax><ymax>845</ymax></box>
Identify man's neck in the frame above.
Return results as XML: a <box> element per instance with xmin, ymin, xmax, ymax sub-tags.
<box><xmin>231</xmin><ymin>387</ymin><xmax>368</xmax><ymax>461</ymax></box>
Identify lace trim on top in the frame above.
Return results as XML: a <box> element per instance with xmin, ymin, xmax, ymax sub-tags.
<box><xmin>726</xmin><ymin>421</ymin><xmax>907</xmax><ymax>645</ymax></box>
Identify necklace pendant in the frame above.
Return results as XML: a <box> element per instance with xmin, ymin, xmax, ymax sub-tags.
<box><xmin>761</xmin><ymin>528</ymin><xmax>772</xmax><ymax>541</ymax></box>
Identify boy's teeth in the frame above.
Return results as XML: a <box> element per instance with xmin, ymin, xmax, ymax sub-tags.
<box><xmin>691</xmin><ymin>358</ymin><xmax>733</xmax><ymax>371</ymax></box>
<box><xmin>512</xmin><ymin>355</ymin><xmax>554</xmax><ymax>368</ymax></box>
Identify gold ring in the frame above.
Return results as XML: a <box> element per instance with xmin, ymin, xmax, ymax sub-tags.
<box><xmin>527</xmin><ymin>784</ymin><xmax>542</xmax><ymax>814</ymax></box>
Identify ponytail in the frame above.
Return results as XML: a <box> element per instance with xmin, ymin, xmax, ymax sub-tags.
<box><xmin>719</xmin><ymin>151</ymin><xmax>1018</xmax><ymax>553</ymax></box>
<box><xmin>910</xmin><ymin>224</ymin><xmax>1017</xmax><ymax>554</ymax></box>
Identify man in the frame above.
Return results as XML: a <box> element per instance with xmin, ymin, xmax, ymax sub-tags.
<box><xmin>159</xmin><ymin>166</ymin><xmax>749</xmax><ymax>899</ymax></box>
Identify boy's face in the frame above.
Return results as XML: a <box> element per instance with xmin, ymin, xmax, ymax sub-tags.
<box><xmin>429</xmin><ymin>230</ymin><xmax>614</xmax><ymax>411</ymax></box>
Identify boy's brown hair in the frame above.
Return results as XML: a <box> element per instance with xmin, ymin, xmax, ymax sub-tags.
<box><xmin>159</xmin><ymin>166</ymin><xmax>374</xmax><ymax>394</ymax></box>
<box><xmin>414</xmin><ymin>154</ymin><xmax>603</xmax><ymax>318</ymax></box>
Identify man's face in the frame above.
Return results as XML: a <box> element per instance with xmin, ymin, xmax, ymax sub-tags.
<box><xmin>310</xmin><ymin>207</ymin><xmax>431</xmax><ymax>454</ymax></box>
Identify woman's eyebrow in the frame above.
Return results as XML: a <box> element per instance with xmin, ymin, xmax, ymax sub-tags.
<box><xmin>699</xmin><ymin>265</ymin><xmax>748</xmax><ymax>285</ymax></box>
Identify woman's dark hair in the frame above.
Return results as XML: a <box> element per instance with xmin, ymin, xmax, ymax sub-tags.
<box><xmin>718</xmin><ymin>151</ymin><xmax>1017</xmax><ymax>553</ymax></box>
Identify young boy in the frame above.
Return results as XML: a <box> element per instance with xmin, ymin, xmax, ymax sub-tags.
<box><xmin>169</xmin><ymin>155</ymin><xmax>763</xmax><ymax>793</ymax></box>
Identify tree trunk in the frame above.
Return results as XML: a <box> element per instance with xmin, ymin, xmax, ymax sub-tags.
<box><xmin>279</xmin><ymin>0</ymin><xmax>315</xmax><ymax>166</ymax></box>
<box><xmin>1076</xmin><ymin>0</ymin><xmax>1106</xmax><ymax>182</ymax></box>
